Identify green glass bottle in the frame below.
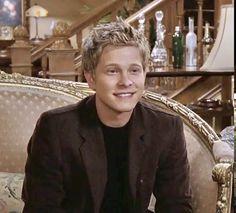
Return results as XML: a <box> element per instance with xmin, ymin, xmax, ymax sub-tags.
<box><xmin>172</xmin><ymin>26</ymin><xmax>184</xmax><ymax>68</ymax></box>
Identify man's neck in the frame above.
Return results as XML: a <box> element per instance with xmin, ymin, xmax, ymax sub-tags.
<box><xmin>96</xmin><ymin>108</ymin><xmax>133</xmax><ymax>128</ymax></box>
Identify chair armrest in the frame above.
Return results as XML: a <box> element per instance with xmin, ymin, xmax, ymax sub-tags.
<box><xmin>212</xmin><ymin>141</ymin><xmax>233</xmax><ymax>213</ymax></box>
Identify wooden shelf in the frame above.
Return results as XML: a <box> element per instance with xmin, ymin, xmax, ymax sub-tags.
<box><xmin>146</xmin><ymin>67</ymin><xmax>234</xmax><ymax>77</ymax></box>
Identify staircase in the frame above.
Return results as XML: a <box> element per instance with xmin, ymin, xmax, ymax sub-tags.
<box><xmin>0</xmin><ymin>0</ymin><xmax>233</xmax><ymax>121</ymax></box>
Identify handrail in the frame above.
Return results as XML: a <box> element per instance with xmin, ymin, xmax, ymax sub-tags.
<box><xmin>126</xmin><ymin>0</ymin><xmax>171</xmax><ymax>24</ymax></box>
<box><xmin>69</xmin><ymin>0</ymin><xmax>126</xmax><ymax>36</ymax></box>
<box><xmin>31</xmin><ymin>38</ymin><xmax>55</xmax><ymax>62</ymax></box>
<box><xmin>31</xmin><ymin>0</ymin><xmax>127</xmax><ymax>62</ymax></box>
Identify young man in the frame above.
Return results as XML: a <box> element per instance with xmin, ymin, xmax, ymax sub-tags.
<box><xmin>22</xmin><ymin>18</ymin><xmax>193</xmax><ymax>213</ymax></box>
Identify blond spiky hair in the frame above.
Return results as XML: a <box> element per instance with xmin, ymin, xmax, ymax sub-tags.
<box><xmin>81</xmin><ymin>17</ymin><xmax>150</xmax><ymax>75</ymax></box>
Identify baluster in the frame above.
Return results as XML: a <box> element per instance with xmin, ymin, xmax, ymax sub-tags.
<box><xmin>196</xmin><ymin>0</ymin><xmax>204</xmax><ymax>66</ymax></box>
<box><xmin>41</xmin><ymin>54</ymin><xmax>48</xmax><ymax>78</ymax></box>
<box><xmin>125</xmin><ymin>0</ymin><xmax>136</xmax><ymax>14</ymax></box>
<box><xmin>176</xmin><ymin>0</ymin><xmax>184</xmax><ymax>27</ymax></box>
<box><xmin>76</xmin><ymin>30</ymin><xmax>82</xmax><ymax>53</ymax></box>
<box><xmin>145</xmin><ymin>17</ymin><xmax>151</xmax><ymax>44</ymax></box>
<box><xmin>111</xmin><ymin>8</ymin><xmax>119</xmax><ymax>21</ymax></box>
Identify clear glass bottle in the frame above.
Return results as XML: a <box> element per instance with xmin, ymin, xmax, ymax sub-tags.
<box><xmin>202</xmin><ymin>21</ymin><xmax>214</xmax><ymax>62</ymax></box>
<box><xmin>172</xmin><ymin>26</ymin><xmax>184</xmax><ymax>68</ymax></box>
<box><xmin>185</xmin><ymin>17</ymin><xmax>197</xmax><ymax>67</ymax></box>
<box><xmin>150</xmin><ymin>11</ymin><xmax>168</xmax><ymax>69</ymax></box>
<box><xmin>138</xmin><ymin>14</ymin><xmax>145</xmax><ymax>35</ymax></box>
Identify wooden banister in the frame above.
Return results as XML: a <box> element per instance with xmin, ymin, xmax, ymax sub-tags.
<box><xmin>126</xmin><ymin>0</ymin><xmax>172</xmax><ymax>24</ymax></box>
<box><xmin>31</xmin><ymin>38</ymin><xmax>55</xmax><ymax>62</ymax></box>
<box><xmin>31</xmin><ymin>0</ymin><xmax>127</xmax><ymax>63</ymax></box>
<box><xmin>69</xmin><ymin>0</ymin><xmax>127</xmax><ymax>36</ymax></box>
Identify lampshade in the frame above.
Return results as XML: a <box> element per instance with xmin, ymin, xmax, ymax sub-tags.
<box><xmin>25</xmin><ymin>4</ymin><xmax>48</xmax><ymax>17</ymax></box>
<box><xmin>200</xmin><ymin>4</ymin><xmax>234</xmax><ymax>71</ymax></box>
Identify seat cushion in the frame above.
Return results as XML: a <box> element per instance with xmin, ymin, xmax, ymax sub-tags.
<box><xmin>0</xmin><ymin>172</ymin><xmax>24</xmax><ymax>213</ymax></box>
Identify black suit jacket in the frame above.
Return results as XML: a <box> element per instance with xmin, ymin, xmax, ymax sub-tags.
<box><xmin>22</xmin><ymin>95</ymin><xmax>192</xmax><ymax>213</ymax></box>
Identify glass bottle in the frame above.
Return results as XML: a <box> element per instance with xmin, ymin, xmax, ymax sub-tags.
<box><xmin>138</xmin><ymin>14</ymin><xmax>145</xmax><ymax>35</ymax></box>
<box><xmin>185</xmin><ymin>17</ymin><xmax>197</xmax><ymax>67</ymax></box>
<box><xmin>150</xmin><ymin>11</ymin><xmax>168</xmax><ymax>69</ymax></box>
<box><xmin>172</xmin><ymin>26</ymin><xmax>184</xmax><ymax>68</ymax></box>
<box><xmin>202</xmin><ymin>21</ymin><xmax>214</xmax><ymax>62</ymax></box>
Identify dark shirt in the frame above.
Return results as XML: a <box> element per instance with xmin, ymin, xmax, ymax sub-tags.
<box><xmin>99</xmin><ymin>121</ymin><xmax>131</xmax><ymax>213</ymax></box>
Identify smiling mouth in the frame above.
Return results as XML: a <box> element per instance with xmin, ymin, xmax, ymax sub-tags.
<box><xmin>114</xmin><ymin>92</ymin><xmax>135</xmax><ymax>97</ymax></box>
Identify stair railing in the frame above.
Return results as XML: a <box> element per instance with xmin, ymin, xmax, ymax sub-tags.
<box><xmin>31</xmin><ymin>0</ymin><xmax>128</xmax><ymax>63</ymax></box>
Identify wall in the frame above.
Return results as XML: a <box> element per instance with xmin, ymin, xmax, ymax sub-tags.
<box><xmin>28</xmin><ymin>0</ymin><xmax>108</xmax><ymax>47</ymax></box>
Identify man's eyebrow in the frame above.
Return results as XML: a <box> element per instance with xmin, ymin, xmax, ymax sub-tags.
<box><xmin>129</xmin><ymin>64</ymin><xmax>142</xmax><ymax>68</ymax></box>
<box><xmin>104</xmin><ymin>63</ymin><xmax>142</xmax><ymax>67</ymax></box>
<box><xmin>105</xmin><ymin>64</ymin><xmax>118</xmax><ymax>67</ymax></box>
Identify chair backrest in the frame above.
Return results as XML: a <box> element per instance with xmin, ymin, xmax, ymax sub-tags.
<box><xmin>0</xmin><ymin>71</ymin><xmax>233</xmax><ymax>213</ymax></box>
<box><xmin>0</xmin><ymin>71</ymin><xmax>91</xmax><ymax>173</ymax></box>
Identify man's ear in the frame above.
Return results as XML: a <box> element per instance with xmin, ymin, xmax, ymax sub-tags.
<box><xmin>84</xmin><ymin>72</ymin><xmax>96</xmax><ymax>90</ymax></box>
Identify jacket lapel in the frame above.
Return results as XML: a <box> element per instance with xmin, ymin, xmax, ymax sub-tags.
<box><xmin>76</xmin><ymin>96</ymin><xmax>107</xmax><ymax>213</ymax></box>
<box><xmin>79</xmin><ymin>127</ymin><xmax>107</xmax><ymax>213</ymax></box>
<box><xmin>128</xmin><ymin>103</ymin><xmax>150</xmax><ymax>200</ymax></box>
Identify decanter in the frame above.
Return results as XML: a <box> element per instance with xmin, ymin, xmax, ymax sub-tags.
<box><xmin>150</xmin><ymin>10</ymin><xmax>168</xmax><ymax>69</ymax></box>
<box><xmin>202</xmin><ymin>21</ymin><xmax>214</xmax><ymax>63</ymax></box>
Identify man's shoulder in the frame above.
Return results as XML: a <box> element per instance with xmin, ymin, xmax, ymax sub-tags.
<box><xmin>138</xmin><ymin>100</ymin><xmax>178</xmax><ymax>120</ymax></box>
<box><xmin>41</xmin><ymin>95</ymin><xmax>93</xmax><ymax>118</ymax></box>
<box><xmin>44</xmin><ymin>103</ymin><xmax>79</xmax><ymax>116</ymax></box>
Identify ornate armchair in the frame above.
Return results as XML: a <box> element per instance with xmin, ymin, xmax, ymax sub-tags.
<box><xmin>0</xmin><ymin>71</ymin><xmax>233</xmax><ymax>213</ymax></box>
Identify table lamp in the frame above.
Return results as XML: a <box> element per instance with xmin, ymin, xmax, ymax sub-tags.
<box><xmin>200</xmin><ymin>4</ymin><xmax>234</xmax><ymax>71</ymax></box>
<box><xmin>25</xmin><ymin>4</ymin><xmax>48</xmax><ymax>43</ymax></box>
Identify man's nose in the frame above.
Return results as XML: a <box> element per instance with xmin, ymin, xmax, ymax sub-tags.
<box><xmin>118</xmin><ymin>72</ymin><xmax>133</xmax><ymax>86</ymax></box>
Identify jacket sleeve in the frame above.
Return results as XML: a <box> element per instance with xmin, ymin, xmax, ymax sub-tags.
<box><xmin>22</xmin><ymin>112</ymin><xmax>66</xmax><ymax>213</ymax></box>
<box><xmin>153</xmin><ymin>116</ymin><xmax>193</xmax><ymax>213</ymax></box>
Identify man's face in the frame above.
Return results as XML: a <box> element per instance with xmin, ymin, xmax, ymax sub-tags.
<box><xmin>85</xmin><ymin>45</ymin><xmax>146</xmax><ymax>118</ymax></box>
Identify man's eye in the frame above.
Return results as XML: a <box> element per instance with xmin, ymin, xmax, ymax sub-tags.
<box><xmin>107</xmin><ymin>69</ymin><xmax>117</xmax><ymax>75</ymax></box>
<box><xmin>130</xmin><ymin>69</ymin><xmax>141</xmax><ymax>74</ymax></box>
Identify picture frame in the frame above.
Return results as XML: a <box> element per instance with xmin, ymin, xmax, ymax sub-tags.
<box><xmin>0</xmin><ymin>0</ymin><xmax>28</xmax><ymax>27</ymax></box>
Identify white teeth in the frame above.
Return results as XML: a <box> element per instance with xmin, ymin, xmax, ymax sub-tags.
<box><xmin>116</xmin><ymin>93</ymin><xmax>132</xmax><ymax>97</ymax></box>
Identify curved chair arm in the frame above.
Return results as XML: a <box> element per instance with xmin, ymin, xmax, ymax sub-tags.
<box><xmin>212</xmin><ymin>161</ymin><xmax>233</xmax><ymax>213</ymax></box>
<box><xmin>0</xmin><ymin>71</ymin><xmax>93</xmax><ymax>98</ymax></box>
<box><xmin>212</xmin><ymin>140</ymin><xmax>233</xmax><ymax>213</ymax></box>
